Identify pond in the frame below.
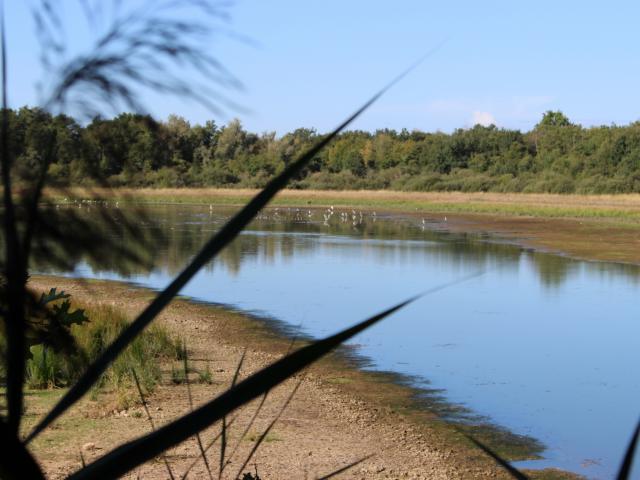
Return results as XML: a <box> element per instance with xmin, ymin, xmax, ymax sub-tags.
<box><xmin>42</xmin><ymin>204</ymin><xmax>640</xmax><ymax>479</ymax></box>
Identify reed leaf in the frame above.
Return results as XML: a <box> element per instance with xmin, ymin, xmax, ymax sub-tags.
<box><xmin>315</xmin><ymin>454</ymin><xmax>374</xmax><ymax>480</ymax></box>
<box><xmin>464</xmin><ymin>435</ymin><xmax>528</xmax><ymax>480</ymax></box>
<box><xmin>616</xmin><ymin>417</ymin><xmax>640</xmax><ymax>480</ymax></box>
<box><xmin>183</xmin><ymin>346</ymin><xmax>213</xmax><ymax>480</ymax></box>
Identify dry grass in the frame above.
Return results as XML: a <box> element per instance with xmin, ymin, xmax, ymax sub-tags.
<box><xmin>45</xmin><ymin>187</ymin><xmax>640</xmax><ymax>206</ymax></box>
<box><xmin>45</xmin><ymin>187</ymin><xmax>640</xmax><ymax>218</ymax></box>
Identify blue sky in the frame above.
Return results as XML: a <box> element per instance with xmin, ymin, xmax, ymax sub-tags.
<box><xmin>6</xmin><ymin>1</ymin><xmax>640</xmax><ymax>134</ymax></box>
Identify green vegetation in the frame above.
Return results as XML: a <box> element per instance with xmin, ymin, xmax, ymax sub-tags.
<box><xmin>11</xmin><ymin>107</ymin><xmax>640</xmax><ymax>194</ymax></box>
<box><xmin>197</xmin><ymin>363</ymin><xmax>214</xmax><ymax>385</ymax></box>
<box><xmin>18</xmin><ymin>302</ymin><xmax>184</xmax><ymax>401</ymax></box>
<box><xmin>82</xmin><ymin>188</ymin><xmax>640</xmax><ymax>224</ymax></box>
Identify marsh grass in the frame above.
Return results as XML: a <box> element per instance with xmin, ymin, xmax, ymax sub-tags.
<box><xmin>49</xmin><ymin>187</ymin><xmax>640</xmax><ymax>223</ymax></box>
<box><xmin>24</xmin><ymin>304</ymin><xmax>183</xmax><ymax>399</ymax></box>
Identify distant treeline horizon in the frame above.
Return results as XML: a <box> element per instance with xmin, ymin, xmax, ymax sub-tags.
<box><xmin>10</xmin><ymin>107</ymin><xmax>640</xmax><ymax>193</ymax></box>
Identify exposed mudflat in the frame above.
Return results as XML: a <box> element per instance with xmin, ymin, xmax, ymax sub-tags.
<box><xmin>426</xmin><ymin>212</ymin><xmax>640</xmax><ymax>266</ymax></box>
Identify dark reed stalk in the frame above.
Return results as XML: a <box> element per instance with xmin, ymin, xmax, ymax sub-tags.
<box><xmin>616</xmin><ymin>418</ymin><xmax>640</xmax><ymax>480</ymax></box>
<box><xmin>181</xmin><ymin>416</ymin><xmax>239</xmax><ymax>480</ymax></box>
<box><xmin>0</xmin><ymin>419</ymin><xmax>43</xmax><ymax>479</ymax></box>
<box><xmin>220</xmin><ymin>349</ymin><xmax>246</xmax><ymax>479</ymax></box>
<box><xmin>463</xmin><ymin>434</ymin><xmax>528</xmax><ymax>480</ymax></box>
<box><xmin>1</xmin><ymin>7</ymin><xmax>28</xmax><ymax>437</ymax></box>
<box><xmin>132</xmin><ymin>368</ymin><xmax>176</xmax><ymax>480</ymax></box>
<box><xmin>182</xmin><ymin>344</ymin><xmax>214</xmax><ymax>480</ymax></box>
<box><xmin>315</xmin><ymin>454</ymin><xmax>374</xmax><ymax>480</ymax></box>
<box><xmin>232</xmin><ymin>376</ymin><xmax>304</xmax><ymax>480</ymax></box>
<box><xmin>221</xmin><ymin>337</ymin><xmax>301</xmax><ymax>473</ymax></box>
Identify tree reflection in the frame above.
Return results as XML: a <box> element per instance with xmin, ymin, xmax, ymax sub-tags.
<box><xmin>27</xmin><ymin>204</ymin><xmax>640</xmax><ymax>289</ymax></box>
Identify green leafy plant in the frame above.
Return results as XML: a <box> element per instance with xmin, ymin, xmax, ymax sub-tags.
<box><xmin>198</xmin><ymin>363</ymin><xmax>214</xmax><ymax>385</ymax></box>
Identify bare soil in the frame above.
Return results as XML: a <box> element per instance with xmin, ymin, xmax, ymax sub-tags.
<box><xmin>425</xmin><ymin>213</ymin><xmax>640</xmax><ymax>265</ymax></box>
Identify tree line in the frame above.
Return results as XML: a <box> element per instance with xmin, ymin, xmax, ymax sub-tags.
<box><xmin>9</xmin><ymin>107</ymin><xmax>640</xmax><ymax>193</ymax></box>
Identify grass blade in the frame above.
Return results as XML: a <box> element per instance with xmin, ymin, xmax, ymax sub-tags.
<box><xmin>182</xmin><ymin>344</ymin><xmax>214</xmax><ymax>480</ymax></box>
<box><xmin>182</xmin><ymin>342</ymin><xmax>213</xmax><ymax>480</ymax></box>
<box><xmin>220</xmin><ymin>349</ymin><xmax>246</xmax><ymax>479</ymax></box>
<box><xmin>315</xmin><ymin>454</ymin><xmax>374</xmax><ymax>480</ymax></box>
<box><xmin>222</xmin><ymin>337</ymin><xmax>299</xmax><ymax>471</ymax></box>
<box><xmin>231</xmin><ymin>350</ymin><xmax>246</xmax><ymax>387</ymax></box>
<box><xmin>132</xmin><ymin>369</ymin><xmax>176</xmax><ymax>480</ymax></box>
<box><xmin>181</xmin><ymin>416</ymin><xmax>238</xmax><ymax>480</ymax></box>
<box><xmin>233</xmin><ymin>376</ymin><xmax>304</xmax><ymax>479</ymax></box>
<box><xmin>25</xmin><ymin>54</ymin><xmax>432</xmax><ymax>443</ymax></box>
<box><xmin>66</xmin><ymin>295</ymin><xmax>420</xmax><ymax>479</ymax></box>
<box><xmin>616</xmin><ymin>417</ymin><xmax>640</xmax><ymax>480</ymax></box>
<box><xmin>223</xmin><ymin>392</ymin><xmax>269</xmax><ymax>474</ymax></box>
<box><xmin>465</xmin><ymin>434</ymin><xmax>528</xmax><ymax>480</ymax></box>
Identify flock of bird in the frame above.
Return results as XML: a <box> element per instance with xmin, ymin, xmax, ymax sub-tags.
<box><xmin>260</xmin><ymin>205</ymin><xmax>377</xmax><ymax>227</ymax></box>
<box><xmin>56</xmin><ymin>198</ymin><xmax>448</xmax><ymax>230</ymax></box>
<box><xmin>55</xmin><ymin>198</ymin><xmax>118</xmax><ymax>210</ymax></box>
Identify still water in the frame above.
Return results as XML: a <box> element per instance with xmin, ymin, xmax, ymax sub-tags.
<box><xmin>47</xmin><ymin>205</ymin><xmax>640</xmax><ymax>479</ymax></box>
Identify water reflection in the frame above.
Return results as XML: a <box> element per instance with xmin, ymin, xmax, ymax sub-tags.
<box><xmin>34</xmin><ymin>205</ymin><xmax>640</xmax><ymax>290</ymax></box>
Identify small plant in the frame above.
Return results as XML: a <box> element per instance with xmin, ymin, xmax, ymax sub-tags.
<box><xmin>25</xmin><ymin>346</ymin><xmax>65</xmax><ymax>389</ymax></box>
<box><xmin>241</xmin><ymin>465</ymin><xmax>262</xmax><ymax>480</ymax></box>
<box><xmin>241</xmin><ymin>471</ymin><xmax>262</xmax><ymax>480</ymax></box>
<box><xmin>175</xmin><ymin>340</ymin><xmax>188</xmax><ymax>361</ymax></box>
<box><xmin>170</xmin><ymin>363</ymin><xmax>187</xmax><ymax>385</ymax></box>
<box><xmin>246</xmin><ymin>431</ymin><xmax>280</xmax><ymax>443</ymax></box>
<box><xmin>197</xmin><ymin>363</ymin><xmax>213</xmax><ymax>385</ymax></box>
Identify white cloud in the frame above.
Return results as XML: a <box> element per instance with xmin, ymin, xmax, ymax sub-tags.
<box><xmin>471</xmin><ymin>111</ymin><xmax>496</xmax><ymax>127</ymax></box>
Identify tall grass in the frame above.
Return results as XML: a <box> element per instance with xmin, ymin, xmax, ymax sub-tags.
<box><xmin>25</xmin><ymin>304</ymin><xmax>184</xmax><ymax>399</ymax></box>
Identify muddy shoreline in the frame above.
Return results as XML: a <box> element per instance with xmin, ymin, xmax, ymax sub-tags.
<box><xmin>26</xmin><ymin>274</ymin><xmax>581</xmax><ymax>479</ymax></box>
